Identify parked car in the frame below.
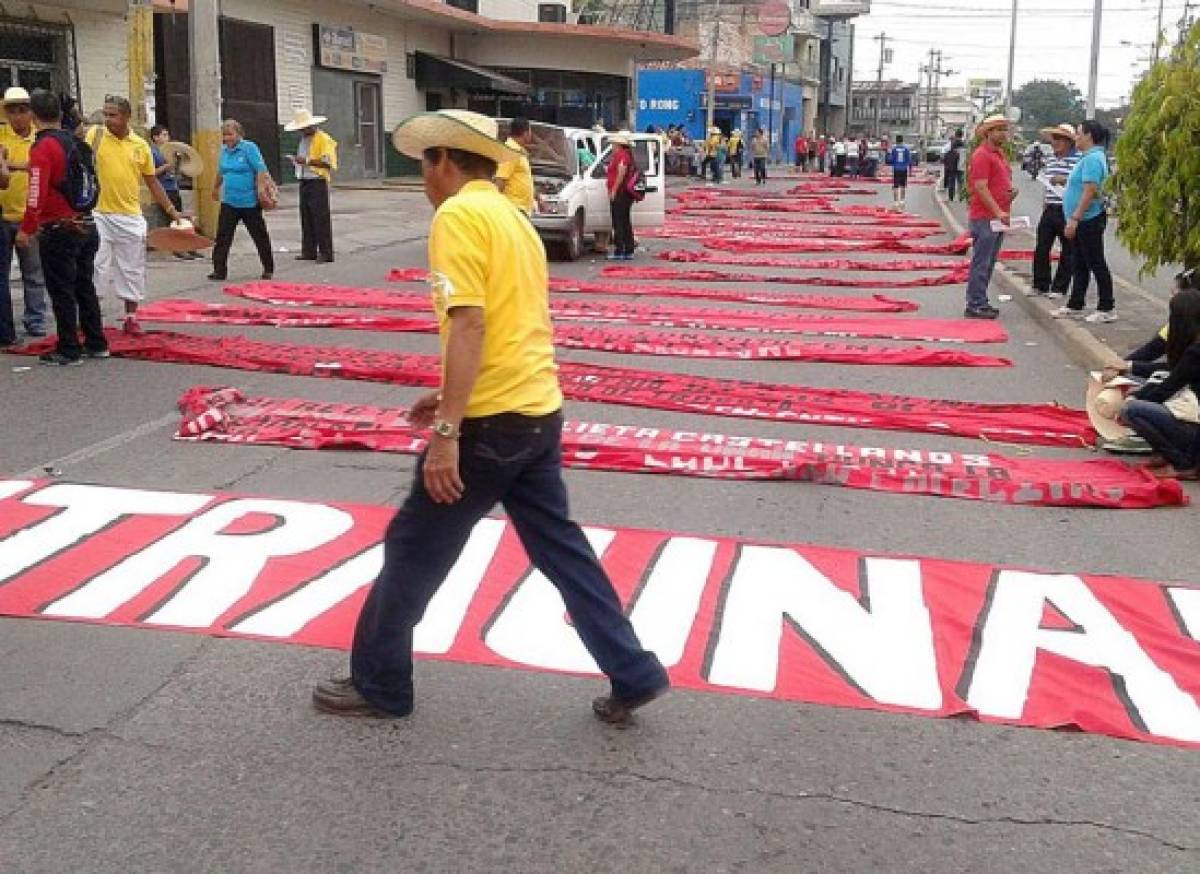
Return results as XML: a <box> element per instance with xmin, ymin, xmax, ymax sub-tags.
<box><xmin>498</xmin><ymin>120</ymin><xmax>666</xmax><ymax>261</ymax></box>
<box><xmin>923</xmin><ymin>140</ymin><xmax>950</xmax><ymax>163</ymax></box>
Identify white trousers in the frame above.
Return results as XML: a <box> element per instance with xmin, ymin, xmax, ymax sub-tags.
<box><xmin>94</xmin><ymin>212</ymin><xmax>148</xmax><ymax>304</ymax></box>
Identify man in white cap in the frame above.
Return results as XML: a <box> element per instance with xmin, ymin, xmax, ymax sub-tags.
<box><xmin>1032</xmin><ymin>123</ymin><xmax>1080</xmax><ymax>297</ymax></box>
<box><xmin>0</xmin><ymin>86</ymin><xmax>49</xmax><ymax>345</ymax></box>
<box><xmin>312</xmin><ymin>109</ymin><xmax>669</xmax><ymax>725</ymax></box>
<box><xmin>286</xmin><ymin>108</ymin><xmax>338</xmax><ymax>263</ymax></box>
<box><xmin>963</xmin><ymin>114</ymin><xmax>1016</xmax><ymax>320</ymax></box>
<box><xmin>87</xmin><ymin>95</ymin><xmax>184</xmax><ymax>335</ymax></box>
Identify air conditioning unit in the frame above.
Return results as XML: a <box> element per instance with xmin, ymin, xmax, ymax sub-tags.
<box><xmin>538</xmin><ymin>2</ymin><xmax>568</xmax><ymax>22</ymax></box>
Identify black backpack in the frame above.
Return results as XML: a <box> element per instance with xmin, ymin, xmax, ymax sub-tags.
<box><xmin>37</xmin><ymin>128</ymin><xmax>100</xmax><ymax>213</ymax></box>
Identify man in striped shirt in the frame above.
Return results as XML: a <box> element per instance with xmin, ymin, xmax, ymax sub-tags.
<box><xmin>1032</xmin><ymin>123</ymin><xmax>1081</xmax><ymax>296</ymax></box>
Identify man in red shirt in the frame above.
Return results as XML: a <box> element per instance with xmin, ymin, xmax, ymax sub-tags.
<box><xmin>794</xmin><ymin>133</ymin><xmax>808</xmax><ymax>171</ymax></box>
<box><xmin>606</xmin><ymin>133</ymin><xmax>636</xmax><ymax>260</ymax></box>
<box><xmin>964</xmin><ymin>114</ymin><xmax>1017</xmax><ymax>319</ymax></box>
<box><xmin>17</xmin><ymin>90</ymin><xmax>106</xmax><ymax>364</ymax></box>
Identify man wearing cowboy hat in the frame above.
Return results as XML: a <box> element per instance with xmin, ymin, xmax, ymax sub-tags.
<box><xmin>312</xmin><ymin>109</ymin><xmax>669</xmax><ymax>725</ymax></box>
<box><xmin>1032</xmin><ymin>123</ymin><xmax>1080</xmax><ymax>297</ymax></box>
<box><xmin>963</xmin><ymin>113</ymin><xmax>1017</xmax><ymax>320</ymax></box>
<box><xmin>285</xmin><ymin>108</ymin><xmax>338</xmax><ymax>263</ymax></box>
<box><xmin>0</xmin><ymin>86</ymin><xmax>49</xmax><ymax>345</ymax></box>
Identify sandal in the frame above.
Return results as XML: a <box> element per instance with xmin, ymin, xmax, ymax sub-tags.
<box><xmin>592</xmin><ymin>683</ymin><xmax>669</xmax><ymax>725</ymax></box>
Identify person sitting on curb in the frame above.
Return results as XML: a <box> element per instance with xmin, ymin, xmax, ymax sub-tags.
<box><xmin>1104</xmin><ymin>269</ymin><xmax>1199</xmax><ymax>383</ymax></box>
<box><xmin>1120</xmin><ymin>287</ymin><xmax>1200</xmax><ymax>480</ymax></box>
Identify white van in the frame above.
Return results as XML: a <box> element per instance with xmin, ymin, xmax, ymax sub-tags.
<box><xmin>498</xmin><ymin>121</ymin><xmax>666</xmax><ymax>260</ymax></box>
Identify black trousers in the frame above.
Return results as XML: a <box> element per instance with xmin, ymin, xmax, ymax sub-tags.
<box><xmin>610</xmin><ymin>190</ymin><xmax>635</xmax><ymax>256</ymax></box>
<box><xmin>1032</xmin><ymin>204</ymin><xmax>1075</xmax><ymax>292</ymax></box>
<box><xmin>211</xmin><ymin>203</ymin><xmax>274</xmax><ymax>277</ymax></box>
<box><xmin>753</xmin><ymin>157</ymin><xmax>767</xmax><ymax>184</ymax></box>
<box><xmin>944</xmin><ymin>167</ymin><xmax>960</xmax><ymax>200</ymax></box>
<box><xmin>298</xmin><ymin>178</ymin><xmax>333</xmax><ymax>260</ymax></box>
<box><xmin>39</xmin><ymin>222</ymin><xmax>104</xmax><ymax>359</ymax></box>
<box><xmin>1067</xmin><ymin>212</ymin><xmax>1114</xmax><ymax>312</ymax></box>
<box><xmin>350</xmin><ymin>411</ymin><xmax>668</xmax><ymax>715</ymax></box>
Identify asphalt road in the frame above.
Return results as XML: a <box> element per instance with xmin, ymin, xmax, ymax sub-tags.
<box><xmin>0</xmin><ymin>173</ymin><xmax>1196</xmax><ymax>873</ymax></box>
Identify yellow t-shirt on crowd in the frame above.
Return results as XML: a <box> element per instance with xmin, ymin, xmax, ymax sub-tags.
<box><xmin>494</xmin><ymin>137</ymin><xmax>534</xmax><ymax>215</ymax></box>
<box><xmin>428</xmin><ymin>179</ymin><xmax>561</xmax><ymax>418</ymax></box>
<box><xmin>303</xmin><ymin>129</ymin><xmax>338</xmax><ymax>181</ymax></box>
<box><xmin>0</xmin><ymin>124</ymin><xmax>36</xmax><ymax>222</ymax></box>
<box><xmin>88</xmin><ymin>126</ymin><xmax>155</xmax><ymax>216</ymax></box>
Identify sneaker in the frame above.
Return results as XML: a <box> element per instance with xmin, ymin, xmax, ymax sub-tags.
<box><xmin>39</xmin><ymin>350</ymin><xmax>82</xmax><ymax>366</ymax></box>
<box><xmin>261</xmin><ymin>271</ymin><xmax>273</xmax><ymax>280</ymax></box>
<box><xmin>23</xmin><ymin>326</ymin><xmax>48</xmax><ymax>338</ymax></box>
<box><xmin>312</xmin><ymin>677</ymin><xmax>401</xmax><ymax>719</ymax></box>
<box><xmin>1051</xmin><ymin>306</ymin><xmax>1084</xmax><ymax>319</ymax></box>
<box><xmin>85</xmin><ymin>347</ymin><xmax>111</xmax><ymax>359</ymax></box>
<box><xmin>207</xmin><ymin>272</ymin><xmax>227</xmax><ymax>281</ymax></box>
<box><xmin>122</xmin><ymin>317</ymin><xmax>143</xmax><ymax>336</ymax></box>
<box><xmin>294</xmin><ymin>254</ymin><xmax>317</xmax><ymax>261</ymax></box>
<box><xmin>1046</xmin><ymin>291</ymin><xmax>1066</xmax><ymax>300</ymax></box>
<box><xmin>964</xmin><ymin>305</ymin><xmax>1000</xmax><ymax>320</ymax></box>
<box><xmin>606</xmin><ymin>253</ymin><xmax>624</xmax><ymax>261</ymax></box>
<box><xmin>1085</xmin><ymin>310</ymin><xmax>1118</xmax><ymax>324</ymax></box>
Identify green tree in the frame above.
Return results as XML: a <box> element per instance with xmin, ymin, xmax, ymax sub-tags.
<box><xmin>1113</xmin><ymin>22</ymin><xmax>1200</xmax><ymax>274</ymax></box>
<box><xmin>1012</xmin><ymin>79</ymin><xmax>1086</xmax><ymax>137</ymax></box>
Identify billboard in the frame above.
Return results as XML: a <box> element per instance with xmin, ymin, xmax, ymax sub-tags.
<box><xmin>753</xmin><ymin>35</ymin><xmax>796</xmax><ymax>65</ymax></box>
<box><xmin>811</xmin><ymin>0</ymin><xmax>871</xmax><ymax>16</ymax></box>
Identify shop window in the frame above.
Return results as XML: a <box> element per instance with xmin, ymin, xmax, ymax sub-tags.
<box><xmin>538</xmin><ymin>3</ymin><xmax>567</xmax><ymax>22</ymax></box>
<box><xmin>446</xmin><ymin>0</ymin><xmax>478</xmax><ymax>12</ymax></box>
<box><xmin>0</xmin><ymin>18</ymin><xmax>75</xmax><ymax>97</ymax></box>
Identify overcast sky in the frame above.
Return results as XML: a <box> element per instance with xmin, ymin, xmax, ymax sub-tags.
<box><xmin>850</xmin><ymin>0</ymin><xmax>1192</xmax><ymax>106</ymax></box>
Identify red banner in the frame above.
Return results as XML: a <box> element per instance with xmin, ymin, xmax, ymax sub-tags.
<box><xmin>600</xmin><ymin>265</ymin><xmax>971</xmax><ymax>290</ymax></box>
<box><xmin>222</xmin><ymin>284</ymin><xmax>1004</xmax><ymax>342</ymax></box>
<box><xmin>13</xmin><ymin>330</ymin><xmax>1091</xmax><ymax>445</ymax></box>
<box><xmin>392</xmin><ymin>269</ymin><xmax>926</xmax><ymax>308</ymax></box>
<box><xmin>656</xmin><ymin>251</ymin><xmax>966</xmax><ymax>272</ymax></box>
<box><xmin>136</xmin><ymin>302</ymin><xmax>1008</xmax><ymax>366</ymax></box>
<box><xmin>654</xmin><ymin>223</ymin><xmax>938</xmax><ymax>241</ymax></box>
<box><xmin>175</xmin><ymin>387</ymin><xmax>1183</xmax><ymax>509</ymax></box>
<box><xmin>1</xmin><ymin>479</ymin><xmax>1196</xmax><ymax>747</ymax></box>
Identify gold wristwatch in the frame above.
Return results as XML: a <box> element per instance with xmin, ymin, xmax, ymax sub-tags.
<box><xmin>432</xmin><ymin>419</ymin><xmax>459</xmax><ymax>440</ymax></box>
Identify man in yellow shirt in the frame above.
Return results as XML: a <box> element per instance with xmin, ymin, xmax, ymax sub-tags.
<box><xmin>494</xmin><ymin>116</ymin><xmax>534</xmax><ymax>215</ymax></box>
<box><xmin>313</xmin><ymin>109</ymin><xmax>668</xmax><ymax>725</ymax></box>
<box><xmin>89</xmin><ymin>95</ymin><xmax>182</xmax><ymax>334</ymax></box>
<box><xmin>285</xmin><ymin>108</ymin><xmax>338</xmax><ymax>263</ymax></box>
<box><xmin>0</xmin><ymin>87</ymin><xmax>48</xmax><ymax>343</ymax></box>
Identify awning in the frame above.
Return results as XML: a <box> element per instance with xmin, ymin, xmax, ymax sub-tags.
<box><xmin>414</xmin><ymin>52</ymin><xmax>530</xmax><ymax>96</ymax></box>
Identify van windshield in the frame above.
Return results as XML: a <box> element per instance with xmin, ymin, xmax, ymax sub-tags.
<box><xmin>497</xmin><ymin>120</ymin><xmax>577</xmax><ymax>176</ymax></box>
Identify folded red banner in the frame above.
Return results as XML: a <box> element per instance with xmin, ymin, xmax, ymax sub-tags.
<box><xmin>13</xmin><ymin>330</ymin><xmax>1090</xmax><ymax>445</ymax></box>
<box><xmin>2</xmin><ymin>479</ymin><xmax>1195</xmax><ymax>748</ymax></box>
<box><xmin>137</xmin><ymin>303</ymin><xmax>1009</xmax><ymax>367</ymax></box>
<box><xmin>174</xmin><ymin>387</ymin><xmax>1182</xmax><ymax>510</ymax></box>
<box><xmin>600</xmin><ymin>265</ymin><xmax>971</xmax><ymax>290</ymax></box>
<box><xmin>655</xmin><ymin>250</ymin><xmax>967</xmax><ymax>272</ymax></box>
<box><xmin>657</xmin><ymin>223</ymin><xmax>937</xmax><ymax>241</ymax></box>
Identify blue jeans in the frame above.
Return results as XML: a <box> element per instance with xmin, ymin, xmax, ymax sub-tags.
<box><xmin>351</xmin><ymin>410</ymin><xmax>668</xmax><ymax>716</ymax></box>
<box><xmin>0</xmin><ymin>220</ymin><xmax>48</xmax><ymax>342</ymax></box>
<box><xmin>965</xmin><ymin>218</ymin><xmax>1005</xmax><ymax>309</ymax></box>
<box><xmin>1123</xmin><ymin>398</ymin><xmax>1200</xmax><ymax>470</ymax></box>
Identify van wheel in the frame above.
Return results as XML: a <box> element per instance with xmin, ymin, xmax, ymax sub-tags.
<box><xmin>564</xmin><ymin>212</ymin><xmax>585</xmax><ymax>261</ymax></box>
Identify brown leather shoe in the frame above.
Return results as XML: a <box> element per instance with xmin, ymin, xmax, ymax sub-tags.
<box><xmin>312</xmin><ymin>677</ymin><xmax>396</xmax><ymax>718</ymax></box>
<box><xmin>592</xmin><ymin>683</ymin><xmax>670</xmax><ymax>726</ymax></box>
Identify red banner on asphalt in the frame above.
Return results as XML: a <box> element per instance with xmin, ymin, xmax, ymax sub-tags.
<box><xmin>600</xmin><ymin>265</ymin><xmax>970</xmax><ymax>289</ymax></box>
<box><xmin>656</xmin><ymin>251</ymin><xmax>966</xmax><ymax>272</ymax></box>
<box><xmin>174</xmin><ymin>387</ymin><xmax>1182</xmax><ymax>509</ymax></box>
<box><xmin>13</xmin><ymin>330</ymin><xmax>1090</xmax><ymax>445</ymax></box>
<box><xmin>1</xmin><ymin>479</ymin><xmax>1195</xmax><ymax>747</ymax></box>
<box><xmin>223</xmin><ymin>284</ymin><xmax>1003</xmax><ymax>342</ymax></box>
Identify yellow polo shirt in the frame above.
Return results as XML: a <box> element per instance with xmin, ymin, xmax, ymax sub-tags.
<box><xmin>0</xmin><ymin>124</ymin><xmax>36</xmax><ymax>222</ymax></box>
<box><xmin>494</xmin><ymin>137</ymin><xmax>534</xmax><ymax>215</ymax></box>
<box><xmin>87</xmin><ymin>126</ymin><xmax>155</xmax><ymax>215</ymax></box>
<box><xmin>301</xmin><ymin>129</ymin><xmax>338</xmax><ymax>181</ymax></box>
<box><xmin>428</xmin><ymin>179</ymin><xmax>561</xmax><ymax>418</ymax></box>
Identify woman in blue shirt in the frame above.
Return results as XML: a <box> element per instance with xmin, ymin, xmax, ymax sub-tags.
<box><xmin>208</xmin><ymin>119</ymin><xmax>275</xmax><ymax>281</ymax></box>
<box><xmin>1053</xmin><ymin>120</ymin><xmax>1113</xmax><ymax>323</ymax></box>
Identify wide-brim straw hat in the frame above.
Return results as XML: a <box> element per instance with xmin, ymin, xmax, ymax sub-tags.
<box><xmin>975</xmin><ymin>114</ymin><xmax>1010</xmax><ymax>136</ymax></box>
<box><xmin>608</xmin><ymin>132</ymin><xmax>632</xmax><ymax>146</ymax></box>
<box><xmin>1040</xmin><ymin>123</ymin><xmax>1077</xmax><ymax>141</ymax></box>
<box><xmin>148</xmin><ymin>219</ymin><xmax>213</xmax><ymax>253</ymax></box>
<box><xmin>284</xmin><ymin>108</ymin><xmax>327</xmax><ymax>132</ymax></box>
<box><xmin>1085</xmin><ymin>373</ymin><xmax>1135</xmax><ymax>443</ymax></box>
<box><xmin>392</xmin><ymin>110</ymin><xmax>520</xmax><ymax>164</ymax></box>
<box><xmin>162</xmin><ymin>140</ymin><xmax>204</xmax><ymax>178</ymax></box>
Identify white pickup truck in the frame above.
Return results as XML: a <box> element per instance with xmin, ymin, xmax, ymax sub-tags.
<box><xmin>498</xmin><ymin>121</ymin><xmax>666</xmax><ymax>260</ymax></box>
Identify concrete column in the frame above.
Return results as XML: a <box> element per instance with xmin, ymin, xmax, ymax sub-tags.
<box><xmin>126</xmin><ymin>1</ymin><xmax>155</xmax><ymax>130</ymax></box>
<box><xmin>189</xmin><ymin>0</ymin><xmax>222</xmax><ymax>237</ymax></box>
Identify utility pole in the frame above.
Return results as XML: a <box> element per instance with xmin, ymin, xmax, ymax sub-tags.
<box><xmin>872</xmin><ymin>32</ymin><xmax>889</xmax><ymax>139</ymax></box>
<box><xmin>190</xmin><ymin>0</ymin><xmax>222</xmax><ymax>237</ymax></box>
<box><xmin>1005</xmin><ymin>0</ymin><xmax>1018</xmax><ymax>110</ymax></box>
<box><xmin>126</xmin><ymin>0</ymin><xmax>154</xmax><ymax>130</ymax></box>
<box><xmin>1153</xmin><ymin>0</ymin><xmax>1165</xmax><ymax>63</ymax></box>
<box><xmin>1086</xmin><ymin>0</ymin><xmax>1103</xmax><ymax>119</ymax></box>
<box><xmin>920</xmin><ymin>48</ymin><xmax>935</xmax><ymax>140</ymax></box>
<box><xmin>704</xmin><ymin>2</ymin><xmax>724</xmax><ymax>133</ymax></box>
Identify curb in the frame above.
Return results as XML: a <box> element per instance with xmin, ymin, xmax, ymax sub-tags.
<box><xmin>931</xmin><ymin>189</ymin><xmax>1124</xmax><ymax>371</ymax></box>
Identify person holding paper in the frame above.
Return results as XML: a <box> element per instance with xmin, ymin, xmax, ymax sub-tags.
<box><xmin>1032</xmin><ymin>123</ymin><xmax>1080</xmax><ymax>297</ymax></box>
<box><xmin>963</xmin><ymin>115</ymin><xmax>1015</xmax><ymax>320</ymax></box>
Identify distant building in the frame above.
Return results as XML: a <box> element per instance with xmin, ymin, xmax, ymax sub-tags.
<box><xmin>849</xmin><ymin>79</ymin><xmax>918</xmax><ymax>139</ymax></box>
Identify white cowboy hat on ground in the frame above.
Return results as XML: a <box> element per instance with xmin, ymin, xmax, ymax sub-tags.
<box><xmin>148</xmin><ymin>218</ymin><xmax>214</xmax><ymax>254</ymax></box>
<box><xmin>392</xmin><ymin>110</ymin><xmax>521</xmax><ymax>165</ymax></box>
<box><xmin>162</xmin><ymin>140</ymin><xmax>204</xmax><ymax>178</ymax></box>
<box><xmin>1040</xmin><ymin>123</ymin><xmax>1077</xmax><ymax>141</ymax></box>
<box><xmin>284</xmin><ymin>108</ymin><xmax>328</xmax><ymax>132</ymax></box>
<box><xmin>1085</xmin><ymin>372</ymin><xmax>1140</xmax><ymax>444</ymax></box>
<box><xmin>2</xmin><ymin>87</ymin><xmax>30</xmax><ymax>105</ymax></box>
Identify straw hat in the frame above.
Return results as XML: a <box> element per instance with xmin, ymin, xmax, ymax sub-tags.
<box><xmin>1040</xmin><ymin>123</ymin><xmax>1077</xmax><ymax>141</ymax></box>
<box><xmin>2</xmin><ymin>87</ymin><xmax>30</xmax><ymax>106</ymax></box>
<box><xmin>1085</xmin><ymin>373</ymin><xmax>1137</xmax><ymax>443</ymax></box>
<box><xmin>608</xmin><ymin>131</ymin><xmax>632</xmax><ymax>146</ymax></box>
<box><xmin>148</xmin><ymin>219</ymin><xmax>213</xmax><ymax>253</ymax></box>
<box><xmin>975</xmin><ymin>114</ymin><xmax>1010</xmax><ymax>136</ymax></box>
<box><xmin>392</xmin><ymin>110</ymin><xmax>520</xmax><ymax>164</ymax></box>
<box><xmin>161</xmin><ymin>140</ymin><xmax>204</xmax><ymax>178</ymax></box>
<box><xmin>284</xmin><ymin>108</ymin><xmax>327</xmax><ymax>132</ymax></box>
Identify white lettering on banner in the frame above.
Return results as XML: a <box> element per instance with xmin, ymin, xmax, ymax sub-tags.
<box><xmin>706</xmin><ymin>550</ymin><xmax>943</xmax><ymax>709</ymax></box>
<box><xmin>963</xmin><ymin>571</ymin><xmax>1200</xmax><ymax>744</ymax></box>
<box><xmin>43</xmin><ymin>499</ymin><xmax>353</xmax><ymax>627</ymax></box>
<box><xmin>0</xmin><ymin>480</ymin><xmax>33</xmax><ymax>502</ymax></box>
<box><xmin>1166</xmin><ymin>587</ymin><xmax>1200</xmax><ymax>642</ymax></box>
<box><xmin>414</xmin><ymin>518</ymin><xmax>507</xmax><ymax>653</ymax></box>
<box><xmin>0</xmin><ymin>484</ymin><xmax>211</xmax><ymax>585</ymax></box>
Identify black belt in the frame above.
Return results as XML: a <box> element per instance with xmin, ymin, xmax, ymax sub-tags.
<box><xmin>461</xmin><ymin>410</ymin><xmax>562</xmax><ymax>435</ymax></box>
